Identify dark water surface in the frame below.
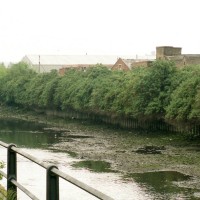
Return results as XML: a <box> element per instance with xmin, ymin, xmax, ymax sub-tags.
<box><xmin>72</xmin><ymin>160</ymin><xmax>116</xmax><ymax>173</ymax></box>
<box><xmin>0</xmin><ymin>118</ymin><xmax>199</xmax><ymax>200</ymax></box>
<box><xmin>126</xmin><ymin>171</ymin><xmax>200</xmax><ymax>200</ymax></box>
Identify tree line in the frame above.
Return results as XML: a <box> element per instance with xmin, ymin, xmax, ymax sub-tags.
<box><xmin>0</xmin><ymin>61</ymin><xmax>200</xmax><ymax>133</ymax></box>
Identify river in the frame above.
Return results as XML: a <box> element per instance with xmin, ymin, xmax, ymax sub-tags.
<box><xmin>0</xmin><ymin>118</ymin><xmax>149</xmax><ymax>200</ymax></box>
<box><xmin>0</xmin><ymin>118</ymin><xmax>200</xmax><ymax>200</ymax></box>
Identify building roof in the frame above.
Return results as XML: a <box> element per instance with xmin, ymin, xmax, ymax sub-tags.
<box><xmin>22</xmin><ymin>55</ymin><xmax>118</xmax><ymax>66</ymax></box>
<box><xmin>121</xmin><ymin>57</ymin><xmax>155</xmax><ymax>69</ymax></box>
<box><xmin>122</xmin><ymin>59</ymin><xmax>135</xmax><ymax>69</ymax></box>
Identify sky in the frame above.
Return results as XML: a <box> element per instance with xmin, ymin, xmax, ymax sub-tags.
<box><xmin>0</xmin><ymin>0</ymin><xmax>200</xmax><ymax>63</ymax></box>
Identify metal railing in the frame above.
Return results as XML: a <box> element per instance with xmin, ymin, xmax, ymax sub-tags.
<box><xmin>0</xmin><ymin>141</ymin><xmax>114</xmax><ymax>200</ymax></box>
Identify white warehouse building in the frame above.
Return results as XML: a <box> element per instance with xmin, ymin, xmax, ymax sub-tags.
<box><xmin>22</xmin><ymin>55</ymin><xmax>119</xmax><ymax>73</ymax></box>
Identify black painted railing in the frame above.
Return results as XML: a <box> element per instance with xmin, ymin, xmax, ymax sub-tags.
<box><xmin>0</xmin><ymin>141</ymin><xmax>114</xmax><ymax>200</ymax></box>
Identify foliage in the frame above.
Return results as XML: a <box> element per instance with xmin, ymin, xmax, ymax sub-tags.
<box><xmin>54</xmin><ymin>65</ymin><xmax>111</xmax><ymax>111</ymax></box>
<box><xmin>128</xmin><ymin>60</ymin><xmax>176</xmax><ymax>119</ymax></box>
<box><xmin>0</xmin><ymin>63</ymin><xmax>6</xmax><ymax>78</ymax></box>
<box><xmin>1</xmin><ymin>61</ymin><xmax>200</xmax><ymax>128</ymax></box>
<box><xmin>28</xmin><ymin>70</ymin><xmax>59</xmax><ymax>108</ymax></box>
<box><xmin>0</xmin><ymin>62</ymin><xmax>36</xmax><ymax>105</ymax></box>
<box><xmin>166</xmin><ymin>65</ymin><xmax>200</xmax><ymax>121</ymax></box>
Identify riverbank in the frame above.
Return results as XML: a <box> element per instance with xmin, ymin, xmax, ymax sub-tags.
<box><xmin>1</xmin><ymin>105</ymin><xmax>200</xmax><ymax>189</ymax></box>
<box><xmin>52</xmin><ymin>125</ymin><xmax>200</xmax><ymax>177</ymax></box>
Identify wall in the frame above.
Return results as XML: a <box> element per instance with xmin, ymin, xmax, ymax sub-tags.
<box><xmin>132</xmin><ymin>61</ymin><xmax>153</xmax><ymax>68</ymax></box>
<box><xmin>173</xmin><ymin>47</ymin><xmax>182</xmax><ymax>56</ymax></box>
<box><xmin>156</xmin><ymin>46</ymin><xmax>182</xmax><ymax>59</ymax></box>
<box><xmin>44</xmin><ymin>108</ymin><xmax>174</xmax><ymax>132</ymax></box>
<box><xmin>165</xmin><ymin>55</ymin><xmax>200</xmax><ymax>67</ymax></box>
<box><xmin>156</xmin><ymin>46</ymin><xmax>200</xmax><ymax>67</ymax></box>
<box><xmin>185</xmin><ymin>55</ymin><xmax>200</xmax><ymax>66</ymax></box>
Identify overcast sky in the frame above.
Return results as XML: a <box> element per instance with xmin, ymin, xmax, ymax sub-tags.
<box><xmin>0</xmin><ymin>0</ymin><xmax>200</xmax><ymax>63</ymax></box>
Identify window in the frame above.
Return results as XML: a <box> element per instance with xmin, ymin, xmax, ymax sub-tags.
<box><xmin>118</xmin><ymin>64</ymin><xmax>122</xmax><ymax>69</ymax></box>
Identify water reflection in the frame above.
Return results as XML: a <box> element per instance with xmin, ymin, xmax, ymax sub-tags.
<box><xmin>0</xmin><ymin>118</ymin><xmax>44</xmax><ymax>131</ymax></box>
<box><xmin>0</xmin><ymin>118</ymin><xmax>148</xmax><ymax>200</ymax></box>
<box><xmin>0</xmin><ymin>119</ymin><xmax>62</xmax><ymax>148</ymax></box>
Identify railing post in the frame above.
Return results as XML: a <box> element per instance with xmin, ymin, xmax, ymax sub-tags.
<box><xmin>7</xmin><ymin>143</ymin><xmax>17</xmax><ymax>199</ymax></box>
<box><xmin>46</xmin><ymin>165</ymin><xmax>59</xmax><ymax>200</ymax></box>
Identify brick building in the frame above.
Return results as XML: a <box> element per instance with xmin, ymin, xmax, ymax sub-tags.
<box><xmin>111</xmin><ymin>58</ymin><xmax>135</xmax><ymax>71</ymax></box>
<box><xmin>156</xmin><ymin>46</ymin><xmax>200</xmax><ymax>67</ymax></box>
<box><xmin>112</xmin><ymin>58</ymin><xmax>153</xmax><ymax>71</ymax></box>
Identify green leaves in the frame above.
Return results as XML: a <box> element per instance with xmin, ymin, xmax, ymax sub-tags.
<box><xmin>1</xmin><ymin>61</ymin><xmax>200</xmax><ymax>127</ymax></box>
<box><xmin>0</xmin><ymin>62</ymin><xmax>36</xmax><ymax>105</ymax></box>
<box><xmin>128</xmin><ymin>60</ymin><xmax>176</xmax><ymax>119</ymax></box>
<box><xmin>0</xmin><ymin>63</ymin><xmax>6</xmax><ymax>78</ymax></box>
<box><xmin>166</xmin><ymin>66</ymin><xmax>200</xmax><ymax>121</ymax></box>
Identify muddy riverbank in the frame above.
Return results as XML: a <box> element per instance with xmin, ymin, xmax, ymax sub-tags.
<box><xmin>50</xmin><ymin>125</ymin><xmax>200</xmax><ymax>178</ymax></box>
<box><xmin>1</xmin><ymin>106</ymin><xmax>200</xmax><ymax>191</ymax></box>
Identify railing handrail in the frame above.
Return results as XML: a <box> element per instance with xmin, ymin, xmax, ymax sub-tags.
<box><xmin>0</xmin><ymin>141</ymin><xmax>114</xmax><ymax>200</ymax></box>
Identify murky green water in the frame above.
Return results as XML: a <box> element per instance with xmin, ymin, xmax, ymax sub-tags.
<box><xmin>0</xmin><ymin>119</ymin><xmax>62</xmax><ymax>148</ymax></box>
<box><xmin>0</xmin><ymin>118</ymin><xmax>200</xmax><ymax>199</ymax></box>
<box><xmin>126</xmin><ymin>171</ymin><xmax>200</xmax><ymax>199</ymax></box>
<box><xmin>72</xmin><ymin>160</ymin><xmax>116</xmax><ymax>173</ymax></box>
<box><xmin>0</xmin><ymin>118</ymin><xmax>147</xmax><ymax>200</ymax></box>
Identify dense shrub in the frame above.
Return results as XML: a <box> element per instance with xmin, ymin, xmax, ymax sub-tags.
<box><xmin>0</xmin><ymin>61</ymin><xmax>200</xmax><ymax>128</ymax></box>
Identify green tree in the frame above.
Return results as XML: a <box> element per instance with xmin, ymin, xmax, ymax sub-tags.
<box><xmin>129</xmin><ymin>60</ymin><xmax>176</xmax><ymax>119</ymax></box>
<box><xmin>110</xmin><ymin>67</ymin><xmax>147</xmax><ymax>116</ymax></box>
<box><xmin>0</xmin><ymin>62</ymin><xmax>36</xmax><ymax>105</ymax></box>
<box><xmin>0</xmin><ymin>63</ymin><xmax>6</xmax><ymax>78</ymax></box>
<box><xmin>38</xmin><ymin>70</ymin><xmax>59</xmax><ymax>108</ymax></box>
<box><xmin>166</xmin><ymin>65</ymin><xmax>200</xmax><ymax>121</ymax></box>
